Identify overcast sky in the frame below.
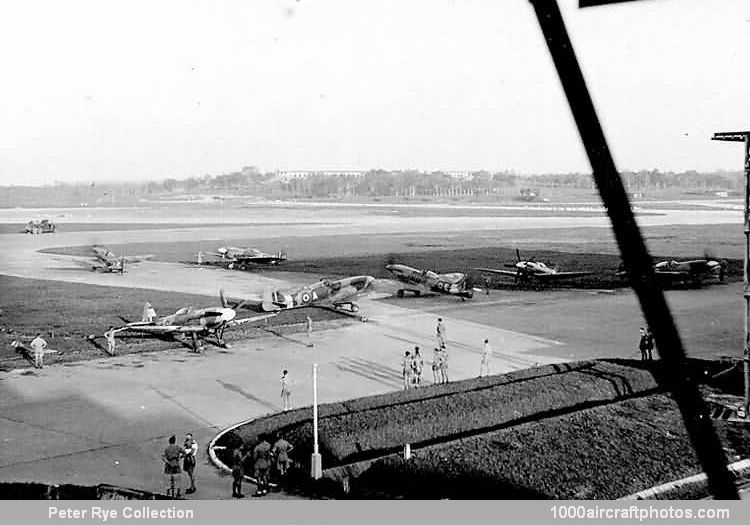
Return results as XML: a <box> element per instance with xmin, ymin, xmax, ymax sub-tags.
<box><xmin>1</xmin><ymin>0</ymin><xmax>748</xmax><ymax>185</ymax></box>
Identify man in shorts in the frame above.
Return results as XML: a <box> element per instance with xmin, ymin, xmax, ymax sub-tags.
<box><xmin>162</xmin><ymin>435</ymin><xmax>183</xmax><ymax>498</ymax></box>
<box><xmin>402</xmin><ymin>350</ymin><xmax>413</xmax><ymax>390</ymax></box>
<box><xmin>30</xmin><ymin>332</ymin><xmax>48</xmax><ymax>369</ymax></box>
<box><xmin>479</xmin><ymin>338</ymin><xmax>492</xmax><ymax>377</ymax></box>
<box><xmin>253</xmin><ymin>435</ymin><xmax>272</xmax><ymax>496</ymax></box>
<box><xmin>182</xmin><ymin>433</ymin><xmax>198</xmax><ymax>495</ymax></box>
<box><xmin>272</xmin><ymin>434</ymin><xmax>294</xmax><ymax>481</ymax></box>
<box><xmin>280</xmin><ymin>370</ymin><xmax>291</xmax><ymax>411</ymax></box>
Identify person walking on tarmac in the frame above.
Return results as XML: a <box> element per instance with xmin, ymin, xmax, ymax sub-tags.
<box><xmin>280</xmin><ymin>370</ymin><xmax>292</xmax><ymax>411</ymax></box>
<box><xmin>436</xmin><ymin>318</ymin><xmax>446</xmax><ymax>348</ymax></box>
<box><xmin>479</xmin><ymin>338</ymin><xmax>492</xmax><ymax>377</ymax></box>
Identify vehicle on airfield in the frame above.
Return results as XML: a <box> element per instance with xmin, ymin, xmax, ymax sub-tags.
<box><xmin>235</xmin><ymin>275</ymin><xmax>376</xmax><ymax>319</ymax></box>
<box><xmin>475</xmin><ymin>248</ymin><xmax>592</xmax><ymax>288</ymax></box>
<box><xmin>24</xmin><ymin>219</ymin><xmax>56</xmax><ymax>234</ymax></box>
<box><xmin>102</xmin><ymin>291</ymin><xmax>276</xmax><ymax>351</ymax></box>
<box><xmin>76</xmin><ymin>245</ymin><xmax>155</xmax><ymax>273</ymax></box>
<box><xmin>617</xmin><ymin>258</ymin><xmax>725</xmax><ymax>286</ymax></box>
<box><xmin>385</xmin><ymin>263</ymin><xmax>475</xmax><ymax>300</ymax></box>
<box><xmin>197</xmin><ymin>246</ymin><xmax>287</xmax><ymax>268</ymax></box>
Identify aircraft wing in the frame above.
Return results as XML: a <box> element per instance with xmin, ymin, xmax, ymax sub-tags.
<box><xmin>534</xmin><ymin>271</ymin><xmax>593</xmax><ymax>280</ymax></box>
<box><xmin>227</xmin><ymin>313</ymin><xmax>277</xmax><ymax>326</ymax></box>
<box><xmin>118</xmin><ymin>324</ymin><xmax>205</xmax><ymax>335</ymax></box>
<box><xmin>475</xmin><ymin>268</ymin><xmax>519</xmax><ymax>277</ymax></box>
<box><xmin>122</xmin><ymin>255</ymin><xmax>154</xmax><ymax>263</ymax></box>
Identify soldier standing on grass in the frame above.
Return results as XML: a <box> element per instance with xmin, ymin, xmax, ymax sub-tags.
<box><xmin>30</xmin><ymin>332</ymin><xmax>47</xmax><ymax>369</ymax></box>
<box><xmin>104</xmin><ymin>326</ymin><xmax>117</xmax><ymax>356</ymax></box>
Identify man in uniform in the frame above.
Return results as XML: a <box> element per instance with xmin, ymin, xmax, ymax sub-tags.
<box><xmin>280</xmin><ymin>370</ymin><xmax>291</xmax><ymax>411</ymax></box>
<box><xmin>638</xmin><ymin>327</ymin><xmax>649</xmax><ymax>361</ymax></box>
<box><xmin>402</xmin><ymin>350</ymin><xmax>413</xmax><ymax>390</ymax></box>
<box><xmin>431</xmin><ymin>347</ymin><xmax>442</xmax><ymax>384</ymax></box>
<box><xmin>480</xmin><ymin>338</ymin><xmax>492</xmax><ymax>377</ymax></box>
<box><xmin>104</xmin><ymin>326</ymin><xmax>117</xmax><ymax>356</ymax></box>
<box><xmin>411</xmin><ymin>347</ymin><xmax>423</xmax><ymax>387</ymax></box>
<box><xmin>231</xmin><ymin>446</ymin><xmax>250</xmax><ymax>498</ymax></box>
<box><xmin>436</xmin><ymin>318</ymin><xmax>446</xmax><ymax>348</ymax></box>
<box><xmin>645</xmin><ymin>328</ymin><xmax>655</xmax><ymax>362</ymax></box>
<box><xmin>440</xmin><ymin>348</ymin><xmax>449</xmax><ymax>384</ymax></box>
<box><xmin>253</xmin><ymin>435</ymin><xmax>272</xmax><ymax>496</ymax></box>
<box><xmin>182</xmin><ymin>433</ymin><xmax>198</xmax><ymax>495</ymax></box>
<box><xmin>272</xmin><ymin>434</ymin><xmax>294</xmax><ymax>481</ymax></box>
<box><xmin>162</xmin><ymin>435</ymin><xmax>183</xmax><ymax>498</ymax></box>
<box><xmin>30</xmin><ymin>332</ymin><xmax>47</xmax><ymax>369</ymax></box>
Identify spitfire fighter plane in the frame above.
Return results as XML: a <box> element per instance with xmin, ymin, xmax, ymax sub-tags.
<box><xmin>103</xmin><ymin>291</ymin><xmax>276</xmax><ymax>351</ymax></box>
<box><xmin>385</xmin><ymin>264</ymin><xmax>474</xmax><ymax>300</ymax></box>
<box><xmin>476</xmin><ymin>249</ymin><xmax>592</xmax><ymax>288</ymax></box>
<box><xmin>259</xmin><ymin>275</ymin><xmax>375</xmax><ymax>315</ymax></box>
<box><xmin>197</xmin><ymin>246</ymin><xmax>287</xmax><ymax>269</ymax></box>
<box><xmin>233</xmin><ymin>275</ymin><xmax>375</xmax><ymax>320</ymax></box>
<box><xmin>76</xmin><ymin>245</ymin><xmax>154</xmax><ymax>273</ymax></box>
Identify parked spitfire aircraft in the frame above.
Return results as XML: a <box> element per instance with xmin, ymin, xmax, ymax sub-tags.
<box><xmin>476</xmin><ymin>248</ymin><xmax>592</xmax><ymax>287</ymax></box>
<box><xmin>101</xmin><ymin>291</ymin><xmax>276</xmax><ymax>351</ymax></box>
<box><xmin>197</xmin><ymin>246</ymin><xmax>287</xmax><ymax>268</ymax></box>
<box><xmin>618</xmin><ymin>258</ymin><xmax>725</xmax><ymax>286</ymax></box>
<box><xmin>76</xmin><ymin>245</ymin><xmax>154</xmax><ymax>273</ymax></box>
<box><xmin>234</xmin><ymin>275</ymin><xmax>376</xmax><ymax>319</ymax></box>
<box><xmin>385</xmin><ymin>264</ymin><xmax>475</xmax><ymax>300</ymax></box>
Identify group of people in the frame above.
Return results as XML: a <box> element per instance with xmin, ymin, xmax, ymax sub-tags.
<box><xmin>231</xmin><ymin>434</ymin><xmax>294</xmax><ymax>498</ymax></box>
<box><xmin>638</xmin><ymin>327</ymin><xmax>656</xmax><ymax>362</ymax></box>
<box><xmin>161</xmin><ymin>433</ymin><xmax>199</xmax><ymax>498</ymax></box>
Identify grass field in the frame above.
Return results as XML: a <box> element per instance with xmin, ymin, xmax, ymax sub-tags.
<box><xmin>0</xmin><ymin>275</ymin><xmax>344</xmax><ymax>370</ymax></box>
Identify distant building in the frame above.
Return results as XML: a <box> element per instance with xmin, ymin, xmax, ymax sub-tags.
<box><xmin>446</xmin><ymin>171</ymin><xmax>473</xmax><ymax>181</ymax></box>
<box><xmin>273</xmin><ymin>170</ymin><xmax>366</xmax><ymax>183</ymax></box>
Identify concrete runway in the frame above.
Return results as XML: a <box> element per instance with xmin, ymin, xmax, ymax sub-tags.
<box><xmin>0</xmin><ymin>203</ymin><xmax>743</xmax><ymax>498</ymax></box>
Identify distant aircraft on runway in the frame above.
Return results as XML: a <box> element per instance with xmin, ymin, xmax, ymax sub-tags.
<box><xmin>385</xmin><ymin>264</ymin><xmax>475</xmax><ymax>300</ymax></box>
<box><xmin>101</xmin><ymin>290</ymin><xmax>276</xmax><ymax>351</ymax></box>
<box><xmin>234</xmin><ymin>275</ymin><xmax>375</xmax><ymax>320</ymax></box>
<box><xmin>75</xmin><ymin>245</ymin><xmax>154</xmax><ymax>273</ymax></box>
<box><xmin>617</xmin><ymin>258</ymin><xmax>725</xmax><ymax>287</ymax></box>
<box><xmin>197</xmin><ymin>246</ymin><xmax>287</xmax><ymax>269</ymax></box>
<box><xmin>476</xmin><ymin>248</ymin><xmax>592</xmax><ymax>288</ymax></box>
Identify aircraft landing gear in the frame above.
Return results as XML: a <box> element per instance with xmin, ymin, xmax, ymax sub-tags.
<box><xmin>215</xmin><ymin>326</ymin><xmax>229</xmax><ymax>348</ymax></box>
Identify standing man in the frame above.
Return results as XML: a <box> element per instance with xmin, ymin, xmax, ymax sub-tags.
<box><xmin>280</xmin><ymin>370</ymin><xmax>292</xmax><ymax>411</ymax></box>
<box><xmin>182</xmin><ymin>433</ymin><xmax>198</xmax><ymax>495</ymax></box>
<box><xmin>30</xmin><ymin>332</ymin><xmax>47</xmax><ymax>369</ymax></box>
<box><xmin>272</xmin><ymin>434</ymin><xmax>294</xmax><ymax>481</ymax></box>
<box><xmin>440</xmin><ymin>348</ymin><xmax>449</xmax><ymax>384</ymax></box>
<box><xmin>104</xmin><ymin>326</ymin><xmax>117</xmax><ymax>356</ymax></box>
<box><xmin>402</xmin><ymin>350</ymin><xmax>413</xmax><ymax>390</ymax></box>
<box><xmin>480</xmin><ymin>338</ymin><xmax>492</xmax><ymax>377</ymax></box>
<box><xmin>431</xmin><ymin>347</ymin><xmax>442</xmax><ymax>384</ymax></box>
<box><xmin>436</xmin><ymin>318</ymin><xmax>446</xmax><ymax>348</ymax></box>
<box><xmin>231</xmin><ymin>447</ymin><xmax>249</xmax><ymax>498</ymax></box>
<box><xmin>412</xmin><ymin>347</ymin><xmax>423</xmax><ymax>387</ymax></box>
<box><xmin>253</xmin><ymin>435</ymin><xmax>272</xmax><ymax>496</ymax></box>
<box><xmin>306</xmin><ymin>316</ymin><xmax>314</xmax><ymax>348</ymax></box>
<box><xmin>638</xmin><ymin>327</ymin><xmax>649</xmax><ymax>361</ymax></box>
<box><xmin>143</xmin><ymin>301</ymin><xmax>157</xmax><ymax>323</ymax></box>
<box><xmin>162</xmin><ymin>435</ymin><xmax>183</xmax><ymax>498</ymax></box>
<box><xmin>646</xmin><ymin>328</ymin><xmax>655</xmax><ymax>362</ymax></box>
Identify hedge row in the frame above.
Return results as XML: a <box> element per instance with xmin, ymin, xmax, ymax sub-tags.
<box><xmin>215</xmin><ymin>360</ymin><xmax>660</xmax><ymax>470</ymax></box>
<box><xmin>353</xmin><ymin>395</ymin><xmax>703</xmax><ymax>499</ymax></box>
<box><xmin>213</xmin><ymin>361</ymin><xmax>594</xmax><ymax>467</ymax></box>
